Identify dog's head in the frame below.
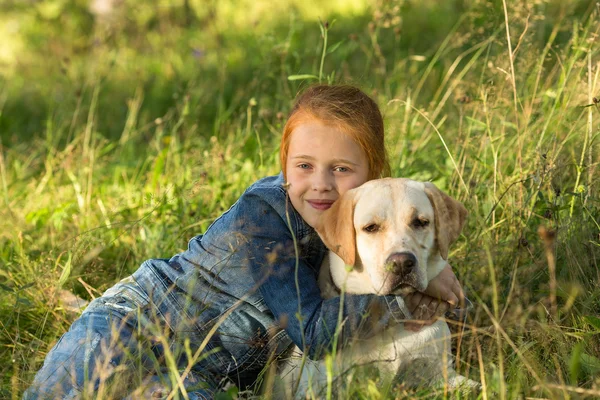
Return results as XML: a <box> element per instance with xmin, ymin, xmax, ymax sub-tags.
<box><xmin>315</xmin><ymin>178</ymin><xmax>467</xmax><ymax>295</ymax></box>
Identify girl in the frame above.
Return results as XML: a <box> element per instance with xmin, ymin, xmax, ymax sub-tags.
<box><xmin>25</xmin><ymin>85</ymin><xmax>464</xmax><ymax>399</ymax></box>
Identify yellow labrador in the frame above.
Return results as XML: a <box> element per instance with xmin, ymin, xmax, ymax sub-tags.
<box><xmin>278</xmin><ymin>178</ymin><xmax>478</xmax><ymax>398</ymax></box>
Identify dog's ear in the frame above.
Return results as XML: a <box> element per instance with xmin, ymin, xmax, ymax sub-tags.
<box><xmin>423</xmin><ymin>182</ymin><xmax>467</xmax><ymax>260</ymax></box>
<box><xmin>315</xmin><ymin>190</ymin><xmax>357</xmax><ymax>267</ymax></box>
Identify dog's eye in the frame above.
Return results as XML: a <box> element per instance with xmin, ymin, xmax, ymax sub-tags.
<box><xmin>412</xmin><ymin>218</ymin><xmax>430</xmax><ymax>228</ymax></box>
<box><xmin>363</xmin><ymin>223</ymin><xmax>380</xmax><ymax>233</ymax></box>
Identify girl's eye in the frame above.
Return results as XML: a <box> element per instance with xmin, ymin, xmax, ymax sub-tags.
<box><xmin>298</xmin><ymin>163</ymin><xmax>311</xmax><ymax>169</ymax></box>
<box><xmin>334</xmin><ymin>166</ymin><xmax>350</xmax><ymax>173</ymax></box>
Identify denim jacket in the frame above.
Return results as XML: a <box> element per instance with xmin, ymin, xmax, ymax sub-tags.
<box><xmin>133</xmin><ymin>173</ymin><xmax>409</xmax><ymax>373</ymax></box>
<box><xmin>25</xmin><ymin>173</ymin><xmax>410</xmax><ymax>397</ymax></box>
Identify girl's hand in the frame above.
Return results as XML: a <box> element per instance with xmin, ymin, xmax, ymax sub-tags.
<box><xmin>423</xmin><ymin>263</ymin><xmax>465</xmax><ymax>307</ymax></box>
<box><xmin>403</xmin><ymin>264</ymin><xmax>465</xmax><ymax>331</ymax></box>
<box><xmin>403</xmin><ymin>291</ymin><xmax>449</xmax><ymax>331</ymax></box>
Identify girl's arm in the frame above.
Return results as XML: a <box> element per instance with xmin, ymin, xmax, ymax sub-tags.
<box><xmin>233</xmin><ymin>190</ymin><xmax>409</xmax><ymax>359</ymax></box>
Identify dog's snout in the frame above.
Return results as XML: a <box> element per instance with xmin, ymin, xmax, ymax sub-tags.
<box><xmin>385</xmin><ymin>252</ymin><xmax>417</xmax><ymax>276</ymax></box>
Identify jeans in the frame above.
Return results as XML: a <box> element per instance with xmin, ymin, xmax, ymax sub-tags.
<box><xmin>23</xmin><ymin>278</ymin><xmax>219</xmax><ymax>399</ymax></box>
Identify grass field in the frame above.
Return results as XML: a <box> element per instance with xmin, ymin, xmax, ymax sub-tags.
<box><xmin>1</xmin><ymin>0</ymin><xmax>599</xmax><ymax>398</ymax></box>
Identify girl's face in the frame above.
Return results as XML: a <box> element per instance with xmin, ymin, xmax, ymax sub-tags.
<box><xmin>285</xmin><ymin>119</ymin><xmax>369</xmax><ymax>228</ymax></box>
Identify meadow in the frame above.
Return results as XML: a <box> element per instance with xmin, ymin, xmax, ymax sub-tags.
<box><xmin>1</xmin><ymin>0</ymin><xmax>599</xmax><ymax>398</ymax></box>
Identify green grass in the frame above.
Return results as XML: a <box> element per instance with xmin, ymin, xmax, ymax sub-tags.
<box><xmin>1</xmin><ymin>0</ymin><xmax>599</xmax><ymax>398</ymax></box>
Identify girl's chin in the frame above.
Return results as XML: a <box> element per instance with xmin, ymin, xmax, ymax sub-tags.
<box><xmin>302</xmin><ymin>212</ymin><xmax>321</xmax><ymax>229</ymax></box>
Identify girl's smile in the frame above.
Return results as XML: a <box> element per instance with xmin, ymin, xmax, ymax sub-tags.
<box><xmin>285</xmin><ymin>118</ymin><xmax>369</xmax><ymax>228</ymax></box>
<box><xmin>306</xmin><ymin>199</ymin><xmax>335</xmax><ymax>210</ymax></box>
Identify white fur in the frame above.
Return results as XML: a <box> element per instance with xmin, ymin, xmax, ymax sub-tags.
<box><xmin>276</xmin><ymin>179</ymin><xmax>478</xmax><ymax>398</ymax></box>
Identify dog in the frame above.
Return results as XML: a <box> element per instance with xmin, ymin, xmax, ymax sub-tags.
<box><xmin>276</xmin><ymin>178</ymin><xmax>478</xmax><ymax>398</ymax></box>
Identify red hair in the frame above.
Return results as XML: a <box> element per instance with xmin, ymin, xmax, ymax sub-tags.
<box><xmin>280</xmin><ymin>85</ymin><xmax>390</xmax><ymax>180</ymax></box>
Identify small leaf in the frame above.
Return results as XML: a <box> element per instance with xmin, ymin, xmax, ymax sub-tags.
<box><xmin>583</xmin><ymin>315</ymin><xmax>600</xmax><ymax>331</ymax></box>
<box><xmin>581</xmin><ymin>353</ymin><xmax>600</xmax><ymax>375</ymax></box>
<box><xmin>465</xmin><ymin>116</ymin><xmax>488</xmax><ymax>128</ymax></box>
<box><xmin>569</xmin><ymin>342</ymin><xmax>582</xmax><ymax>384</ymax></box>
<box><xmin>287</xmin><ymin>74</ymin><xmax>319</xmax><ymax>81</ymax></box>
<box><xmin>226</xmin><ymin>385</ymin><xmax>239</xmax><ymax>397</ymax></box>
<box><xmin>326</xmin><ymin>40</ymin><xmax>344</xmax><ymax>54</ymax></box>
<box><xmin>58</xmin><ymin>253</ymin><xmax>72</xmax><ymax>288</ymax></box>
<box><xmin>367</xmin><ymin>379</ymin><xmax>382</xmax><ymax>399</ymax></box>
<box><xmin>182</xmin><ymin>98</ymin><xmax>189</xmax><ymax>116</ymax></box>
<box><xmin>0</xmin><ymin>283</ymin><xmax>13</xmax><ymax>292</ymax></box>
<box><xmin>19</xmin><ymin>282</ymin><xmax>35</xmax><ymax>291</ymax></box>
<box><xmin>537</xmin><ymin>190</ymin><xmax>545</xmax><ymax>202</ymax></box>
<box><xmin>17</xmin><ymin>297</ymin><xmax>33</xmax><ymax>307</ymax></box>
<box><xmin>327</xmin><ymin>70</ymin><xmax>336</xmax><ymax>85</ymax></box>
<box><xmin>215</xmin><ymin>391</ymin><xmax>234</xmax><ymax>400</ymax></box>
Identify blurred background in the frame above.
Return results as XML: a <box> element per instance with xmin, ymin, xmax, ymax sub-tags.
<box><xmin>2</xmin><ymin>0</ymin><xmax>588</xmax><ymax>145</ymax></box>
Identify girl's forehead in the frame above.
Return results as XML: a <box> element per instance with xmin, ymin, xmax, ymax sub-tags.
<box><xmin>290</xmin><ymin>117</ymin><xmax>357</xmax><ymax>142</ymax></box>
<box><xmin>289</xmin><ymin>121</ymin><xmax>358</xmax><ymax>149</ymax></box>
<box><xmin>293</xmin><ymin>110</ymin><xmax>356</xmax><ymax>131</ymax></box>
<box><xmin>287</xmin><ymin>123</ymin><xmax>367</xmax><ymax>165</ymax></box>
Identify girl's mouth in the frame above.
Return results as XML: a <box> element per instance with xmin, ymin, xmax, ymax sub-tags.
<box><xmin>307</xmin><ymin>200</ymin><xmax>334</xmax><ymax>210</ymax></box>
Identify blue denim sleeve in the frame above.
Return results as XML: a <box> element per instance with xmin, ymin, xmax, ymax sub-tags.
<box><xmin>233</xmin><ymin>190</ymin><xmax>410</xmax><ymax>360</ymax></box>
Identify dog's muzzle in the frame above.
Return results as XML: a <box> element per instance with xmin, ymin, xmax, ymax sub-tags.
<box><xmin>385</xmin><ymin>252</ymin><xmax>417</xmax><ymax>276</ymax></box>
<box><xmin>384</xmin><ymin>252</ymin><xmax>422</xmax><ymax>293</ymax></box>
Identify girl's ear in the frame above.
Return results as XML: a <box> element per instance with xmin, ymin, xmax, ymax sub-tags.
<box><xmin>423</xmin><ymin>182</ymin><xmax>468</xmax><ymax>260</ymax></box>
<box><xmin>315</xmin><ymin>191</ymin><xmax>357</xmax><ymax>267</ymax></box>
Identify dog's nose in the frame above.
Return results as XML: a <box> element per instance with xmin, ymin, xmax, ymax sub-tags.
<box><xmin>385</xmin><ymin>252</ymin><xmax>417</xmax><ymax>276</ymax></box>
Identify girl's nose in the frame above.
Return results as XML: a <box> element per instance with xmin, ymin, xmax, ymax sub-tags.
<box><xmin>312</xmin><ymin>170</ymin><xmax>334</xmax><ymax>192</ymax></box>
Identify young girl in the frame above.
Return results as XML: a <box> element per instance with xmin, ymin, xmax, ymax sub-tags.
<box><xmin>25</xmin><ymin>85</ymin><xmax>464</xmax><ymax>399</ymax></box>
